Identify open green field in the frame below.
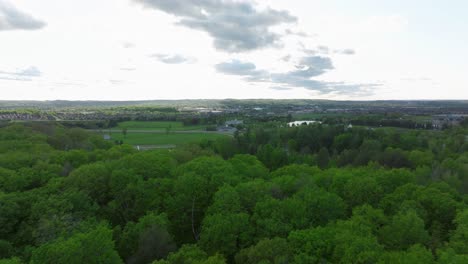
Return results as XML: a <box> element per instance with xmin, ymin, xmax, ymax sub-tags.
<box><xmin>111</xmin><ymin>132</ymin><xmax>229</xmax><ymax>146</ymax></box>
<box><xmin>116</xmin><ymin>121</ymin><xmax>207</xmax><ymax>131</ymax></box>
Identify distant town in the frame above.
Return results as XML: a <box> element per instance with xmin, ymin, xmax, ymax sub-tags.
<box><xmin>1</xmin><ymin>100</ymin><xmax>467</xmax><ymax>130</ymax></box>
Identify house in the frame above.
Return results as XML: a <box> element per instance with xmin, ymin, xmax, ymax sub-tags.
<box><xmin>225</xmin><ymin>119</ymin><xmax>244</xmax><ymax>126</ymax></box>
<box><xmin>432</xmin><ymin>114</ymin><xmax>467</xmax><ymax>129</ymax></box>
<box><xmin>217</xmin><ymin>126</ymin><xmax>237</xmax><ymax>133</ymax></box>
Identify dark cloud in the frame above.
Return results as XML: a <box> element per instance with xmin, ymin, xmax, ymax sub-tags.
<box><xmin>216</xmin><ymin>57</ymin><xmax>378</xmax><ymax>96</ymax></box>
<box><xmin>216</xmin><ymin>60</ymin><xmax>259</xmax><ymax>76</ymax></box>
<box><xmin>135</xmin><ymin>0</ymin><xmax>296</xmax><ymax>52</ymax></box>
<box><xmin>150</xmin><ymin>53</ymin><xmax>197</xmax><ymax>64</ymax></box>
<box><xmin>0</xmin><ymin>66</ymin><xmax>41</xmax><ymax>81</ymax></box>
<box><xmin>0</xmin><ymin>1</ymin><xmax>46</xmax><ymax>31</ymax></box>
<box><xmin>295</xmin><ymin>56</ymin><xmax>334</xmax><ymax>76</ymax></box>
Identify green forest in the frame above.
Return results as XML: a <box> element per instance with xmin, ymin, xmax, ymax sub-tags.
<box><xmin>1</xmin><ymin>121</ymin><xmax>468</xmax><ymax>263</ymax></box>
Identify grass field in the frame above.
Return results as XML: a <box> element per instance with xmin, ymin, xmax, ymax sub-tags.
<box><xmin>111</xmin><ymin>132</ymin><xmax>229</xmax><ymax>146</ymax></box>
<box><xmin>116</xmin><ymin>121</ymin><xmax>207</xmax><ymax>131</ymax></box>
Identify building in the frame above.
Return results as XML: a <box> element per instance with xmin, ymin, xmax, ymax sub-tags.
<box><xmin>225</xmin><ymin>119</ymin><xmax>244</xmax><ymax>126</ymax></box>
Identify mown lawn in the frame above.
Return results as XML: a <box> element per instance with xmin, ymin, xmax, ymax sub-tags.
<box><xmin>116</xmin><ymin>121</ymin><xmax>207</xmax><ymax>131</ymax></box>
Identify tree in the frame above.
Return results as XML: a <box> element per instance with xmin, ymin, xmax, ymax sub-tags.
<box><xmin>0</xmin><ymin>258</ymin><xmax>22</xmax><ymax>264</ymax></box>
<box><xmin>332</xmin><ymin>220</ymin><xmax>384</xmax><ymax>264</ymax></box>
<box><xmin>288</xmin><ymin>227</ymin><xmax>335</xmax><ymax>263</ymax></box>
<box><xmin>256</xmin><ymin>144</ymin><xmax>288</xmax><ymax>170</ymax></box>
<box><xmin>437</xmin><ymin>248</ymin><xmax>468</xmax><ymax>264</ymax></box>
<box><xmin>167</xmin><ymin>157</ymin><xmax>239</xmax><ymax>243</ymax></box>
<box><xmin>199</xmin><ymin>213</ymin><xmax>253</xmax><ymax>258</ymax></box>
<box><xmin>234</xmin><ymin>179</ymin><xmax>272</xmax><ymax>214</ymax></box>
<box><xmin>350</xmin><ymin>205</ymin><xmax>387</xmax><ymax>236</ymax></box>
<box><xmin>379</xmin><ymin>210</ymin><xmax>430</xmax><ymax>250</ymax></box>
<box><xmin>165</xmin><ymin>125</ymin><xmax>172</xmax><ymax>135</ymax></box>
<box><xmin>117</xmin><ymin>212</ymin><xmax>176</xmax><ymax>263</ymax></box>
<box><xmin>116</xmin><ymin>152</ymin><xmax>177</xmax><ymax>180</ymax></box>
<box><xmin>408</xmin><ymin>150</ymin><xmax>434</xmax><ymax>168</ymax></box>
<box><xmin>63</xmin><ymin>162</ymin><xmax>112</xmax><ymax>206</ymax></box>
<box><xmin>214</xmin><ymin>138</ymin><xmax>238</xmax><ymax>159</ymax></box>
<box><xmin>235</xmin><ymin>238</ymin><xmax>292</xmax><ymax>264</ymax></box>
<box><xmin>377</xmin><ymin>244</ymin><xmax>434</xmax><ymax>264</ymax></box>
<box><xmin>153</xmin><ymin>244</ymin><xmax>226</xmax><ymax>264</ymax></box>
<box><xmin>449</xmin><ymin>209</ymin><xmax>468</xmax><ymax>254</ymax></box>
<box><xmin>294</xmin><ymin>188</ymin><xmax>346</xmax><ymax>227</ymax></box>
<box><xmin>252</xmin><ymin>197</ymin><xmax>307</xmax><ymax>238</ymax></box>
<box><xmin>378</xmin><ymin>148</ymin><xmax>412</xmax><ymax>168</ymax></box>
<box><xmin>344</xmin><ymin>176</ymin><xmax>383</xmax><ymax>209</ymax></box>
<box><xmin>206</xmin><ymin>185</ymin><xmax>242</xmax><ymax>215</ymax></box>
<box><xmin>228</xmin><ymin>155</ymin><xmax>268</xmax><ymax>180</ymax></box>
<box><xmin>316</xmin><ymin>147</ymin><xmax>330</xmax><ymax>169</ymax></box>
<box><xmin>0</xmin><ymin>240</ymin><xmax>14</xmax><ymax>259</ymax></box>
<box><xmin>30</xmin><ymin>224</ymin><xmax>123</xmax><ymax>264</ymax></box>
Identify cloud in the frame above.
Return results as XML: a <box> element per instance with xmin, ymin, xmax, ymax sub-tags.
<box><xmin>301</xmin><ymin>43</ymin><xmax>355</xmax><ymax>56</ymax></box>
<box><xmin>0</xmin><ymin>66</ymin><xmax>42</xmax><ymax>81</ymax></box>
<box><xmin>401</xmin><ymin>77</ymin><xmax>431</xmax><ymax>82</ymax></box>
<box><xmin>122</xmin><ymin>42</ymin><xmax>135</xmax><ymax>49</ymax></box>
<box><xmin>16</xmin><ymin>66</ymin><xmax>41</xmax><ymax>77</ymax></box>
<box><xmin>135</xmin><ymin>0</ymin><xmax>297</xmax><ymax>52</ymax></box>
<box><xmin>109</xmin><ymin>80</ymin><xmax>126</xmax><ymax>85</ymax></box>
<box><xmin>215</xmin><ymin>57</ymin><xmax>378</xmax><ymax>96</ymax></box>
<box><xmin>0</xmin><ymin>1</ymin><xmax>46</xmax><ymax>31</ymax></box>
<box><xmin>120</xmin><ymin>67</ymin><xmax>137</xmax><ymax>71</ymax></box>
<box><xmin>150</xmin><ymin>53</ymin><xmax>197</xmax><ymax>64</ymax></box>
<box><xmin>216</xmin><ymin>60</ymin><xmax>260</xmax><ymax>75</ymax></box>
<box><xmin>280</xmin><ymin>55</ymin><xmax>292</xmax><ymax>62</ymax></box>
<box><xmin>270</xmin><ymin>86</ymin><xmax>292</xmax><ymax>91</ymax></box>
<box><xmin>301</xmin><ymin>45</ymin><xmax>330</xmax><ymax>55</ymax></box>
<box><xmin>334</xmin><ymin>49</ymin><xmax>355</xmax><ymax>55</ymax></box>
<box><xmin>285</xmin><ymin>29</ymin><xmax>312</xmax><ymax>38</ymax></box>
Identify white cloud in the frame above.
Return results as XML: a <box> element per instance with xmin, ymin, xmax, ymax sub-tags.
<box><xmin>0</xmin><ymin>0</ymin><xmax>46</xmax><ymax>31</ymax></box>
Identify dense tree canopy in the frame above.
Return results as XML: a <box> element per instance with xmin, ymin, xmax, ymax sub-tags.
<box><xmin>1</xmin><ymin>122</ymin><xmax>468</xmax><ymax>263</ymax></box>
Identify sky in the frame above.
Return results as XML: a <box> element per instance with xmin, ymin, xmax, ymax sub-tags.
<box><xmin>0</xmin><ymin>0</ymin><xmax>467</xmax><ymax>101</ymax></box>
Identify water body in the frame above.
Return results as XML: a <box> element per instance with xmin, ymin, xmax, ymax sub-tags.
<box><xmin>288</xmin><ymin>120</ymin><xmax>322</xmax><ymax>127</ymax></box>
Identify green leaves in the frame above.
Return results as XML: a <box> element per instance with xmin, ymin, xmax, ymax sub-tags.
<box><xmin>379</xmin><ymin>210</ymin><xmax>430</xmax><ymax>250</ymax></box>
<box><xmin>449</xmin><ymin>210</ymin><xmax>468</xmax><ymax>254</ymax></box>
<box><xmin>0</xmin><ymin>122</ymin><xmax>468</xmax><ymax>263</ymax></box>
<box><xmin>235</xmin><ymin>238</ymin><xmax>291</xmax><ymax>264</ymax></box>
<box><xmin>117</xmin><ymin>212</ymin><xmax>175</xmax><ymax>263</ymax></box>
<box><xmin>30</xmin><ymin>225</ymin><xmax>123</xmax><ymax>264</ymax></box>
<box><xmin>199</xmin><ymin>213</ymin><xmax>252</xmax><ymax>257</ymax></box>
